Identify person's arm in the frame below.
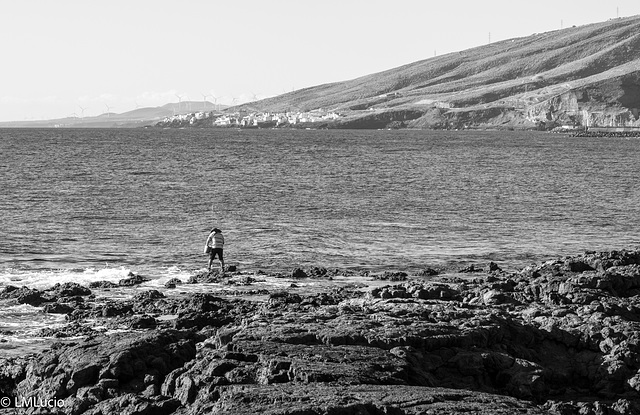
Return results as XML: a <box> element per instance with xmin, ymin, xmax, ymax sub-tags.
<box><xmin>204</xmin><ymin>234</ymin><xmax>212</xmax><ymax>253</ymax></box>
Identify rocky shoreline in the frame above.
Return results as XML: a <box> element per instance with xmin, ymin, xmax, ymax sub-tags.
<box><xmin>1</xmin><ymin>249</ymin><xmax>640</xmax><ymax>414</ymax></box>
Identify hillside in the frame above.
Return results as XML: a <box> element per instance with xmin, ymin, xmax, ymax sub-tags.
<box><xmin>0</xmin><ymin>101</ymin><xmax>222</xmax><ymax>128</ymax></box>
<box><xmin>239</xmin><ymin>15</ymin><xmax>640</xmax><ymax>130</ymax></box>
<box><xmin>4</xmin><ymin>16</ymin><xmax>639</xmax><ymax>130</ymax></box>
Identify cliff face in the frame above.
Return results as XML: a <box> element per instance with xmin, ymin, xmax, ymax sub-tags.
<box><xmin>406</xmin><ymin>72</ymin><xmax>640</xmax><ymax>130</ymax></box>
<box><xmin>242</xmin><ymin>15</ymin><xmax>640</xmax><ymax>130</ymax></box>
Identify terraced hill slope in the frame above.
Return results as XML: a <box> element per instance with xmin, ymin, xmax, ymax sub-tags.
<box><xmin>242</xmin><ymin>15</ymin><xmax>640</xmax><ymax>129</ymax></box>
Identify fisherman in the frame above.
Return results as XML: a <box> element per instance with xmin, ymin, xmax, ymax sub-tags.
<box><xmin>204</xmin><ymin>228</ymin><xmax>225</xmax><ymax>272</ymax></box>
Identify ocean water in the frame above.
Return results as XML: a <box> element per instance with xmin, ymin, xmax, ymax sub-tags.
<box><xmin>1</xmin><ymin>127</ymin><xmax>640</xmax><ymax>348</ymax></box>
<box><xmin>1</xmin><ymin>127</ymin><xmax>639</xmax><ymax>286</ymax></box>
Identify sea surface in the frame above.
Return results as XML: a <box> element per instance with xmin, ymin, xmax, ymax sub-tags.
<box><xmin>2</xmin><ymin>127</ymin><xmax>640</xmax><ymax>278</ymax></box>
<box><xmin>1</xmin><ymin>128</ymin><xmax>639</xmax><ymax>345</ymax></box>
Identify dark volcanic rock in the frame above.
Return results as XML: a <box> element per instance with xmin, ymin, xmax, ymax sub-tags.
<box><xmin>36</xmin><ymin>322</ymin><xmax>99</xmax><ymax>338</ymax></box>
<box><xmin>267</xmin><ymin>291</ymin><xmax>303</xmax><ymax>308</ymax></box>
<box><xmin>0</xmin><ymin>286</ymin><xmax>46</xmax><ymax>306</ymax></box>
<box><xmin>47</xmin><ymin>282</ymin><xmax>92</xmax><ymax>298</ymax></box>
<box><xmin>163</xmin><ymin>250</ymin><xmax>640</xmax><ymax>413</ymax></box>
<box><xmin>307</xmin><ymin>266</ymin><xmax>328</xmax><ymax>278</ymax></box>
<box><xmin>179</xmin><ymin>384</ymin><xmax>547</xmax><ymax>415</ymax></box>
<box><xmin>128</xmin><ymin>314</ymin><xmax>158</xmax><ymax>330</ymax></box>
<box><xmin>170</xmin><ymin>294</ymin><xmax>255</xmax><ymax>330</ymax></box>
<box><xmin>416</xmin><ymin>267</ymin><xmax>440</xmax><ymax>277</ymax></box>
<box><xmin>132</xmin><ymin>290</ymin><xmax>165</xmax><ymax>302</ymax></box>
<box><xmin>164</xmin><ymin>278</ymin><xmax>183</xmax><ymax>288</ymax></box>
<box><xmin>0</xmin><ymin>356</ymin><xmax>29</xmax><ymax>399</ymax></box>
<box><xmin>291</xmin><ymin>268</ymin><xmax>308</xmax><ymax>279</ymax></box>
<box><xmin>118</xmin><ymin>272</ymin><xmax>150</xmax><ymax>286</ymax></box>
<box><xmin>42</xmin><ymin>302</ymin><xmax>76</xmax><ymax>314</ymax></box>
<box><xmin>131</xmin><ymin>290</ymin><xmax>167</xmax><ymax>314</ymax></box>
<box><xmin>187</xmin><ymin>270</ymin><xmax>225</xmax><ymax>284</ymax></box>
<box><xmin>100</xmin><ymin>301</ymin><xmax>134</xmax><ymax>318</ymax></box>
<box><xmin>88</xmin><ymin>281</ymin><xmax>119</xmax><ymax>289</ymax></box>
<box><xmin>373</xmin><ymin>271</ymin><xmax>409</xmax><ymax>281</ymax></box>
<box><xmin>15</xmin><ymin>330</ymin><xmax>196</xmax><ymax>413</ymax></box>
<box><xmin>459</xmin><ymin>264</ymin><xmax>483</xmax><ymax>273</ymax></box>
<box><xmin>9</xmin><ymin>249</ymin><xmax>640</xmax><ymax>414</ymax></box>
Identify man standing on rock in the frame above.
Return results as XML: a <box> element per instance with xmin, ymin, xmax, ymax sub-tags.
<box><xmin>204</xmin><ymin>228</ymin><xmax>225</xmax><ymax>272</ymax></box>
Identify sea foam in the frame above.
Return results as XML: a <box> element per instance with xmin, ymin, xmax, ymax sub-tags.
<box><xmin>0</xmin><ymin>266</ymin><xmax>134</xmax><ymax>290</ymax></box>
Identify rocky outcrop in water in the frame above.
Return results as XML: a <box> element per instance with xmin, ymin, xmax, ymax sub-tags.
<box><xmin>2</xmin><ymin>250</ymin><xmax>640</xmax><ymax>414</ymax></box>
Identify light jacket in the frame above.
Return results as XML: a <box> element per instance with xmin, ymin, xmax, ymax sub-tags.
<box><xmin>205</xmin><ymin>232</ymin><xmax>224</xmax><ymax>250</ymax></box>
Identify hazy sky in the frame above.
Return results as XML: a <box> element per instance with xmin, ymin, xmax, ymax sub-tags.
<box><xmin>0</xmin><ymin>0</ymin><xmax>637</xmax><ymax>122</ymax></box>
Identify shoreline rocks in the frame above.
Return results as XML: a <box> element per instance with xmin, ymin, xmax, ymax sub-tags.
<box><xmin>1</xmin><ymin>249</ymin><xmax>640</xmax><ymax>414</ymax></box>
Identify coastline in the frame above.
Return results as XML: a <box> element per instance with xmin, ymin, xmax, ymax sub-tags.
<box><xmin>1</xmin><ymin>249</ymin><xmax>640</xmax><ymax>414</ymax></box>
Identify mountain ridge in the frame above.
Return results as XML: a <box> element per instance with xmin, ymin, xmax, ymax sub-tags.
<box><xmin>0</xmin><ymin>101</ymin><xmax>225</xmax><ymax>128</ymax></box>
<box><xmin>238</xmin><ymin>15</ymin><xmax>640</xmax><ymax>130</ymax></box>
<box><xmin>3</xmin><ymin>16</ymin><xmax>640</xmax><ymax>130</ymax></box>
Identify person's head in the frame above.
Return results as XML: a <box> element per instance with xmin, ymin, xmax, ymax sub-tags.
<box><xmin>212</xmin><ymin>228</ymin><xmax>221</xmax><ymax>233</ymax></box>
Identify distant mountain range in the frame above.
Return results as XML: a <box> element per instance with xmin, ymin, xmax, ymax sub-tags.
<box><xmin>239</xmin><ymin>15</ymin><xmax>640</xmax><ymax>130</ymax></box>
<box><xmin>0</xmin><ymin>102</ymin><xmax>225</xmax><ymax>128</ymax></box>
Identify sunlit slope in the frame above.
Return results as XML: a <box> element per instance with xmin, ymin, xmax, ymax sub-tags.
<box><xmin>246</xmin><ymin>15</ymin><xmax>640</xmax><ymax>129</ymax></box>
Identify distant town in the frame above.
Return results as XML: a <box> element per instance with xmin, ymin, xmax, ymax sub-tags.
<box><xmin>156</xmin><ymin>109</ymin><xmax>343</xmax><ymax>129</ymax></box>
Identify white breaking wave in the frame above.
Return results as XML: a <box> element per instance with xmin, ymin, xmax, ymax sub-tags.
<box><xmin>0</xmin><ymin>265</ymin><xmax>205</xmax><ymax>291</ymax></box>
<box><xmin>0</xmin><ymin>267</ymin><xmax>133</xmax><ymax>290</ymax></box>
